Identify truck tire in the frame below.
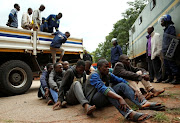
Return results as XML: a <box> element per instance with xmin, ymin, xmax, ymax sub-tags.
<box><xmin>0</xmin><ymin>60</ymin><xmax>33</xmax><ymax>95</ymax></box>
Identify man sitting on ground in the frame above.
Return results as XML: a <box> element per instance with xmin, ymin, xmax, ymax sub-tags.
<box><xmin>53</xmin><ymin>60</ymin><xmax>96</xmax><ymax>115</ymax></box>
<box><xmin>48</xmin><ymin>63</ymin><xmax>65</xmax><ymax>103</ymax></box>
<box><xmin>38</xmin><ymin>63</ymin><xmax>54</xmax><ymax>105</ymax></box>
<box><xmin>63</xmin><ymin>61</ymin><xmax>70</xmax><ymax>71</ymax></box>
<box><xmin>113</xmin><ymin>54</ymin><xmax>165</xmax><ymax>99</ymax></box>
<box><xmin>85</xmin><ymin>59</ymin><xmax>165</xmax><ymax>122</ymax></box>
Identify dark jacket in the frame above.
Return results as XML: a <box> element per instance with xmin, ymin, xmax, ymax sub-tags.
<box><xmin>83</xmin><ymin>53</ymin><xmax>93</xmax><ymax>62</ymax></box>
<box><xmin>44</xmin><ymin>14</ymin><xmax>60</xmax><ymax>33</ymax></box>
<box><xmin>50</xmin><ymin>31</ymin><xmax>67</xmax><ymax>48</ymax></box>
<box><xmin>58</xmin><ymin>67</ymin><xmax>86</xmax><ymax>102</ymax></box>
<box><xmin>48</xmin><ymin>70</ymin><xmax>65</xmax><ymax>90</ymax></box>
<box><xmin>113</xmin><ymin>62</ymin><xmax>147</xmax><ymax>81</ymax></box>
<box><xmin>84</xmin><ymin>70</ymin><xmax>128</xmax><ymax>103</ymax></box>
<box><xmin>111</xmin><ymin>45</ymin><xmax>122</xmax><ymax>64</ymax></box>
<box><xmin>162</xmin><ymin>24</ymin><xmax>176</xmax><ymax>54</ymax></box>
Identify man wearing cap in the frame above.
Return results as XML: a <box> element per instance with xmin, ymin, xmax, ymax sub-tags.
<box><xmin>111</xmin><ymin>38</ymin><xmax>122</xmax><ymax>68</ymax></box>
<box><xmin>160</xmin><ymin>14</ymin><xmax>179</xmax><ymax>84</ymax></box>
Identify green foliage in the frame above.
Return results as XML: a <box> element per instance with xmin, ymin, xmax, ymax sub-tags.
<box><xmin>93</xmin><ymin>0</ymin><xmax>146</xmax><ymax>63</ymax></box>
<box><xmin>153</xmin><ymin>112</ymin><xmax>170</xmax><ymax>122</ymax></box>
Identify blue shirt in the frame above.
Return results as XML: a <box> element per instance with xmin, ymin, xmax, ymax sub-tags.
<box><xmin>90</xmin><ymin>72</ymin><xmax>128</xmax><ymax>95</ymax></box>
<box><xmin>162</xmin><ymin>24</ymin><xmax>176</xmax><ymax>53</ymax></box>
<box><xmin>50</xmin><ymin>31</ymin><xmax>67</xmax><ymax>48</ymax></box>
<box><xmin>111</xmin><ymin>45</ymin><xmax>122</xmax><ymax>63</ymax></box>
<box><xmin>44</xmin><ymin>14</ymin><xmax>60</xmax><ymax>33</ymax></box>
<box><xmin>9</xmin><ymin>8</ymin><xmax>18</xmax><ymax>28</ymax></box>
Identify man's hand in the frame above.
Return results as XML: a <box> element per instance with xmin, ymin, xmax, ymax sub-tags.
<box><xmin>134</xmin><ymin>90</ymin><xmax>144</xmax><ymax>102</ymax></box>
<box><xmin>55</xmin><ymin>89</ymin><xmax>59</xmax><ymax>92</ymax></box>
<box><xmin>142</xmin><ymin>75</ymin><xmax>150</xmax><ymax>81</ymax></box>
<box><xmin>118</xmin><ymin>97</ymin><xmax>129</xmax><ymax>112</ymax></box>
<box><xmin>45</xmin><ymin>88</ymin><xmax>49</xmax><ymax>98</ymax></box>
<box><xmin>53</xmin><ymin>101</ymin><xmax>61</xmax><ymax>110</ymax></box>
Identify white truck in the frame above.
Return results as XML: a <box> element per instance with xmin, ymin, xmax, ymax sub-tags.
<box><xmin>0</xmin><ymin>26</ymin><xmax>83</xmax><ymax>95</ymax></box>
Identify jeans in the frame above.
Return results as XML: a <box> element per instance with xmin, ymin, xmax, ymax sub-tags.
<box><xmin>50</xmin><ymin>88</ymin><xmax>58</xmax><ymax>103</ymax></box>
<box><xmin>91</xmin><ymin>83</ymin><xmax>147</xmax><ymax>118</ymax></box>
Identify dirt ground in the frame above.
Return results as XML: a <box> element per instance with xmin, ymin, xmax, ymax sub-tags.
<box><xmin>0</xmin><ymin>80</ymin><xmax>180</xmax><ymax>123</ymax></box>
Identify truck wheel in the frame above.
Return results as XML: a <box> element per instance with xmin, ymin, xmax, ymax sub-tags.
<box><xmin>0</xmin><ymin>60</ymin><xmax>33</xmax><ymax>95</ymax></box>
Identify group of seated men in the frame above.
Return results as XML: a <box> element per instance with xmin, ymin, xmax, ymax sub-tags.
<box><xmin>38</xmin><ymin>54</ymin><xmax>165</xmax><ymax>122</ymax></box>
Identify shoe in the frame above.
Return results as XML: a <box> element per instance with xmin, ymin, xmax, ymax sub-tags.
<box><xmin>150</xmin><ymin>79</ymin><xmax>154</xmax><ymax>83</ymax></box>
<box><xmin>163</xmin><ymin>76</ymin><xmax>173</xmax><ymax>83</ymax></box>
<box><xmin>61</xmin><ymin>101</ymin><xmax>67</xmax><ymax>108</ymax></box>
<box><xmin>154</xmin><ymin>79</ymin><xmax>162</xmax><ymax>83</ymax></box>
<box><xmin>170</xmin><ymin>76</ymin><xmax>180</xmax><ymax>84</ymax></box>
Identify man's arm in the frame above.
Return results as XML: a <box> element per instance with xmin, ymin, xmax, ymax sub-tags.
<box><xmin>113</xmin><ymin>63</ymin><xmax>142</xmax><ymax>81</ymax></box>
<box><xmin>9</xmin><ymin>9</ymin><xmax>16</xmax><ymax>22</ymax></box>
<box><xmin>118</xmin><ymin>45</ymin><xmax>123</xmax><ymax>55</ymax></box>
<box><xmin>90</xmin><ymin>73</ymin><xmax>111</xmax><ymax>96</ymax></box>
<box><xmin>110</xmin><ymin>73</ymin><xmax>129</xmax><ymax>84</ymax></box>
<box><xmin>48</xmin><ymin>71</ymin><xmax>58</xmax><ymax>91</ymax></box>
<box><xmin>40</xmin><ymin>71</ymin><xmax>48</xmax><ymax>90</ymax></box>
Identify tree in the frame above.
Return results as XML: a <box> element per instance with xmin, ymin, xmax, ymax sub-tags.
<box><xmin>92</xmin><ymin>0</ymin><xmax>146</xmax><ymax>63</ymax></box>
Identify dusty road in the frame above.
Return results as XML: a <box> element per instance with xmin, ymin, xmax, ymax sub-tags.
<box><xmin>0</xmin><ymin>81</ymin><xmax>180</xmax><ymax>123</ymax></box>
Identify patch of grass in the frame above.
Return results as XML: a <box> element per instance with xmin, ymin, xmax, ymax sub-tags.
<box><xmin>4</xmin><ymin>120</ymin><xmax>14</xmax><ymax>123</ymax></box>
<box><xmin>153</xmin><ymin>112</ymin><xmax>170</xmax><ymax>123</ymax></box>
<box><xmin>167</xmin><ymin>108</ymin><xmax>180</xmax><ymax>115</ymax></box>
<box><xmin>173</xmin><ymin>117</ymin><xmax>180</xmax><ymax>122</ymax></box>
<box><xmin>130</xmin><ymin>104</ymin><xmax>139</xmax><ymax>111</ymax></box>
<box><xmin>160</xmin><ymin>92</ymin><xmax>180</xmax><ymax>99</ymax></box>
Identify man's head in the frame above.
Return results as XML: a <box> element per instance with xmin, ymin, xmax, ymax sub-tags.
<box><xmin>85</xmin><ymin>60</ymin><xmax>92</xmax><ymax>73</ymax></box>
<box><xmin>111</xmin><ymin>38</ymin><xmax>118</xmax><ymax>46</ymax></box>
<box><xmin>65</xmin><ymin>32</ymin><xmax>70</xmax><ymax>38</ymax></box>
<box><xmin>63</xmin><ymin>61</ymin><xmax>69</xmax><ymax>70</ymax></box>
<box><xmin>57</xmin><ymin>13</ymin><xmax>62</xmax><ymax>19</ymax></box>
<box><xmin>27</xmin><ymin>8</ymin><xmax>33</xmax><ymax>15</ymax></box>
<box><xmin>46</xmin><ymin>63</ymin><xmax>53</xmax><ymax>73</ymax></box>
<box><xmin>119</xmin><ymin>54</ymin><xmax>130</xmax><ymax>66</ymax></box>
<box><xmin>160</xmin><ymin>14</ymin><xmax>174</xmax><ymax>27</ymax></box>
<box><xmin>39</xmin><ymin>4</ymin><xmax>45</xmax><ymax>12</ymax></box>
<box><xmin>97</xmin><ymin>59</ymin><xmax>109</xmax><ymax>75</ymax></box>
<box><xmin>14</xmin><ymin>3</ymin><xmax>20</xmax><ymax>11</ymax></box>
<box><xmin>147</xmin><ymin>26</ymin><xmax>154</xmax><ymax>34</ymax></box>
<box><xmin>84</xmin><ymin>50</ymin><xmax>88</xmax><ymax>54</ymax></box>
<box><xmin>76</xmin><ymin>60</ymin><xmax>85</xmax><ymax>75</ymax></box>
<box><xmin>54</xmin><ymin>63</ymin><xmax>63</xmax><ymax>73</ymax></box>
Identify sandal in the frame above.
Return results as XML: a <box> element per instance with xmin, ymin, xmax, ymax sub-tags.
<box><xmin>141</xmin><ymin>102</ymin><xmax>165</xmax><ymax>111</ymax></box>
<box><xmin>128</xmin><ymin>112</ymin><xmax>151</xmax><ymax>122</ymax></box>
<box><xmin>86</xmin><ymin>105</ymin><xmax>96</xmax><ymax>115</ymax></box>
<box><xmin>153</xmin><ymin>89</ymin><xmax>165</xmax><ymax>97</ymax></box>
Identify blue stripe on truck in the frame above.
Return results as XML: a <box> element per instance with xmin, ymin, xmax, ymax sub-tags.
<box><xmin>39</xmin><ymin>37</ymin><xmax>82</xmax><ymax>45</ymax></box>
<box><xmin>0</xmin><ymin>32</ymin><xmax>82</xmax><ymax>45</ymax></box>
<box><xmin>0</xmin><ymin>32</ymin><xmax>31</xmax><ymax>39</ymax></box>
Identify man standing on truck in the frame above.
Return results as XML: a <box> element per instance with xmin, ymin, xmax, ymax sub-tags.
<box><xmin>32</xmin><ymin>4</ymin><xmax>45</xmax><ymax>31</ymax></box>
<box><xmin>44</xmin><ymin>13</ymin><xmax>62</xmax><ymax>33</ymax></box>
<box><xmin>111</xmin><ymin>38</ymin><xmax>122</xmax><ymax>68</ymax></box>
<box><xmin>146</xmin><ymin>26</ymin><xmax>162</xmax><ymax>83</ymax></box>
<box><xmin>50</xmin><ymin>31</ymin><xmax>70</xmax><ymax>64</ymax></box>
<box><xmin>6</xmin><ymin>3</ymin><xmax>20</xmax><ymax>28</ymax></box>
<box><xmin>160</xmin><ymin>14</ymin><xmax>179</xmax><ymax>84</ymax></box>
<box><xmin>21</xmin><ymin>8</ymin><xmax>33</xmax><ymax>30</ymax></box>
